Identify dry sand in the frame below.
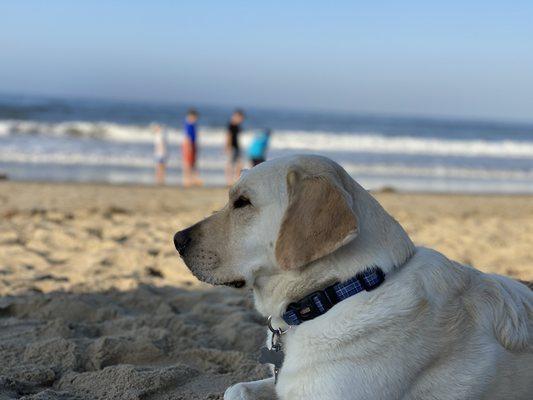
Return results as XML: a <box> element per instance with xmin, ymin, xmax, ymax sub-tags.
<box><xmin>1</xmin><ymin>181</ymin><xmax>532</xmax><ymax>399</ymax></box>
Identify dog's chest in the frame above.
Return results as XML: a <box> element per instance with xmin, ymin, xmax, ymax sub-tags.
<box><xmin>275</xmin><ymin>326</ymin><xmax>412</xmax><ymax>400</ymax></box>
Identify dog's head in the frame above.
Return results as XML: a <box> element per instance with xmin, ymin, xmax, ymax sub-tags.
<box><xmin>174</xmin><ymin>155</ymin><xmax>413</xmax><ymax>296</ymax></box>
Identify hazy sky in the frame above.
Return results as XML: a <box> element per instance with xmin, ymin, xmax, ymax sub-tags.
<box><xmin>1</xmin><ymin>1</ymin><xmax>532</xmax><ymax>122</ymax></box>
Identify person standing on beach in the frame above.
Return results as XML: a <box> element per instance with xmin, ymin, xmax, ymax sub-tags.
<box><xmin>248</xmin><ymin>128</ymin><xmax>271</xmax><ymax>167</ymax></box>
<box><xmin>225</xmin><ymin>109</ymin><xmax>245</xmax><ymax>185</ymax></box>
<box><xmin>153</xmin><ymin>123</ymin><xmax>168</xmax><ymax>185</ymax></box>
<box><xmin>183</xmin><ymin>109</ymin><xmax>202</xmax><ymax>187</ymax></box>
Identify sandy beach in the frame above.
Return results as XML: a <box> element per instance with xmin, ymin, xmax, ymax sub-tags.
<box><xmin>1</xmin><ymin>181</ymin><xmax>532</xmax><ymax>399</ymax></box>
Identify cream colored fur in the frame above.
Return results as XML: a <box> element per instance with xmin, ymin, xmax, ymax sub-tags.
<box><xmin>175</xmin><ymin>154</ymin><xmax>533</xmax><ymax>400</ymax></box>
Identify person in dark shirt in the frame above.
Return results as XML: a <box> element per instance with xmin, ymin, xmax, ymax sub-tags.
<box><xmin>225</xmin><ymin>109</ymin><xmax>245</xmax><ymax>185</ymax></box>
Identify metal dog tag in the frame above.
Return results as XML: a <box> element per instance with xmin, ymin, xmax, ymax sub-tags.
<box><xmin>259</xmin><ymin>346</ymin><xmax>284</xmax><ymax>382</ymax></box>
<box><xmin>258</xmin><ymin>316</ymin><xmax>288</xmax><ymax>383</ymax></box>
<box><xmin>259</xmin><ymin>346</ymin><xmax>285</xmax><ymax>367</ymax></box>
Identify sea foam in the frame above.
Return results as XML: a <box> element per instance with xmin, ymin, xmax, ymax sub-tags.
<box><xmin>2</xmin><ymin>119</ymin><xmax>533</xmax><ymax>159</ymax></box>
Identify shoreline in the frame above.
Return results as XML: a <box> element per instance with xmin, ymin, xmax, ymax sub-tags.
<box><xmin>3</xmin><ymin>178</ymin><xmax>533</xmax><ymax>197</ymax></box>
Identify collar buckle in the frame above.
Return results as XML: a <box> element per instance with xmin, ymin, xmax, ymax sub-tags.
<box><xmin>288</xmin><ymin>289</ymin><xmax>334</xmax><ymax>322</ymax></box>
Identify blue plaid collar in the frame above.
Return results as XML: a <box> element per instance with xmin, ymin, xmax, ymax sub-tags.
<box><xmin>282</xmin><ymin>268</ymin><xmax>385</xmax><ymax>326</ymax></box>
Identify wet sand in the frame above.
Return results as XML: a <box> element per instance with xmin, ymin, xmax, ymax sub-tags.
<box><xmin>1</xmin><ymin>181</ymin><xmax>532</xmax><ymax>399</ymax></box>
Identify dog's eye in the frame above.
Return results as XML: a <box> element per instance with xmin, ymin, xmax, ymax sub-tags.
<box><xmin>233</xmin><ymin>196</ymin><xmax>252</xmax><ymax>209</ymax></box>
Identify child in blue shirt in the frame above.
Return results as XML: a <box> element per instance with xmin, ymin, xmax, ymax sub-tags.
<box><xmin>248</xmin><ymin>128</ymin><xmax>271</xmax><ymax>167</ymax></box>
<box><xmin>182</xmin><ymin>109</ymin><xmax>202</xmax><ymax>187</ymax></box>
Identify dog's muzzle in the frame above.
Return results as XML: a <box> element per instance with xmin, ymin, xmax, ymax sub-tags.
<box><xmin>173</xmin><ymin>228</ymin><xmax>192</xmax><ymax>255</ymax></box>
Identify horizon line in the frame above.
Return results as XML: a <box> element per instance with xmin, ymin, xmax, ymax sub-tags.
<box><xmin>1</xmin><ymin>90</ymin><xmax>532</xmax><ymax>127</ymax></box>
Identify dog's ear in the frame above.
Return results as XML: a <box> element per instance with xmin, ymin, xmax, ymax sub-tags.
<box><xmin>275</xmin><ymin>168</ymin><xmax>358</xmax><ymax>270</ymax></box>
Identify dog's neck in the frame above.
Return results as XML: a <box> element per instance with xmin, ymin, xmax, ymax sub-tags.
<box><xmin>253</xmin><ymin>192</ymin><xmax>415</xmax><ymax>325</ymax></box>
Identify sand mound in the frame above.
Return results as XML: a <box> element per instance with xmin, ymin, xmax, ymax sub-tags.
<box><xmin>0</xmin><ymin>285</ymin><xmax>269</xmax><ymax>399</ymax></box>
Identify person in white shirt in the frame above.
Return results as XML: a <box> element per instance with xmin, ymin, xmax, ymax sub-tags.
<box><xmin>152</xmin><ymin>123</ymin><xmax>168</xmax><ymax>185</ymax></box>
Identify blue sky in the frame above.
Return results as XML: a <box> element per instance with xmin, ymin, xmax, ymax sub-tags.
<box><xmin>1</xmin><ymin>1</ymin><xmax>532</xmax><ymax>122</ymax></box>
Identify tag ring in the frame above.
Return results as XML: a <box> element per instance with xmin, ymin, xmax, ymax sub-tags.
<box><xmin>267</xmin><ymin>315</ymin><xmax>288</xmax><ymax>335</ymax></box>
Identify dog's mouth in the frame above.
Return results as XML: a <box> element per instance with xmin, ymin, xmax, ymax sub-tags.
<box><xmin>220</xmin><ymin>280</ymin><xmax>246</xmax><ymax>289</ymax></box>
<box><xmin>183</xmin><ymin>262</ymin><xmax>245</xmax><ymax>289</ymax></box>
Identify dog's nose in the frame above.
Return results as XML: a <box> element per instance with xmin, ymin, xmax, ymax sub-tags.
<box><xmin>174</xmin><ymin>228</ymin><xmax>192</xmax><ymax>255</ymax></box>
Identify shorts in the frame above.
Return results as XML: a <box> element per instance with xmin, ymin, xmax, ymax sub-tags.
<box><xmin>155</xmin><ymin>156</ymin><xmax>167</xmax><ymax>164</ymax></box>
<box><xmin>182</xmin><ymin>141</ymin><xmax>197</xmax><ymax>168</ymax></box>
<box><xmin>251</xmin><ymin>158</ymin><xmax>265</xmax><ymax>167</ymax></box>
<box><xmin>230</xmin><ymin>147</ymin><xmax>240</xmax><ymax>163</ymax></box>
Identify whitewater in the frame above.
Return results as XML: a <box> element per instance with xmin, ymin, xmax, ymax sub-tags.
<box><xmin>2</xmin><ymin>119</ymin><xmax>533</xmax><ymax>158</ymax></box>
<box><xmin>1</xmin><ymin>95</ymin><xmax>532</xmax><ymax>193</ymax></box>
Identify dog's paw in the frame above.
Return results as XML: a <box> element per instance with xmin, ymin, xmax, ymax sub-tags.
<box><xmin>224</xmin><ymin>382</ymin><xmax>253</xmax><ymax>400</ymax></box>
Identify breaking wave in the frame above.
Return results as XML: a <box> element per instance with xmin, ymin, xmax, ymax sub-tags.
<box><xmin>1</xmin><ymin>119</ymin><xmax>533</xmax><ymax>159</ymax></box>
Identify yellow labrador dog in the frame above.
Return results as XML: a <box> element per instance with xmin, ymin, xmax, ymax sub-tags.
<box><xmin>174</xmin><ymin>155</ymin><xmax>532</xmax><ymax>400</ymax></box>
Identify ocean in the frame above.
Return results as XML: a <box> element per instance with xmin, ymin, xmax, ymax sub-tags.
<box><xmin>1</xmin><ymin>94</ymin><xmax>532</xmax><ymax>193</ymax></box>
